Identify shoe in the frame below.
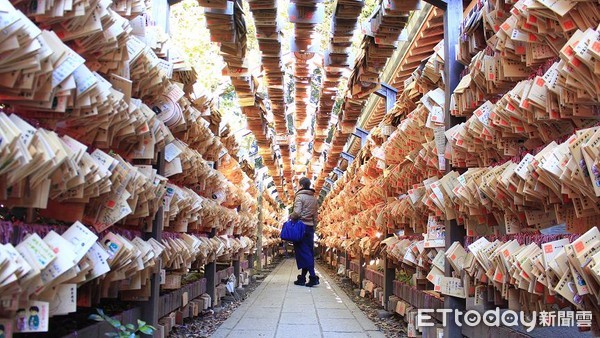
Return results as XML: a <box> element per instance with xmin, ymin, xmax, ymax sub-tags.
<box><xmin>306</xmin><ymin>276</ymin><xmax>320</xmax><ymax>287</ymax></box>
<box><xmin>294</xmin><ymin>275</ymin><xmax>306</xmax><ymax>286</ymax></box>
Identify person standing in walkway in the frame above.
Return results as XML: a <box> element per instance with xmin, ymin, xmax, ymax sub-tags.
<box><xmin>290</xmin><ymin>177</ymin><xmax>320</xmax><ymax>287</ymax></box>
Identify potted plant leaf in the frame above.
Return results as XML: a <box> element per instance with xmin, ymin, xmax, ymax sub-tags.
<box><xmin>89</xmin><ymin>309</ymin><xmax>156</xmax><ymax>337</ymax></box>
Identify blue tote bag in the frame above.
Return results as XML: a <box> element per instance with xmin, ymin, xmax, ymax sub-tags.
<box><xmin>280</xmin><ymin>219</ymin><xmax>305</xmax><ymax>242</ymax></box>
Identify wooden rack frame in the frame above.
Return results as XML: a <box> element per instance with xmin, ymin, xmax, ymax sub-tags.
<box><xmin>71</xmin><ymin>1</ymin><xmax>280</xmax><ymax>336</ymax></box>
<box><xmin>119</xmin><ymin>1</ymin><xmax>544</xmax><ymax>337</ymax></box>
<box><xmin>436</xmin><ymin>0</ymin><xmax>468</xmax><ymax>336</ymax></box>
<box><xmin>319</xmin><ymin>0</ymin><xmax>468</xmax><ymax>335</ymax></box>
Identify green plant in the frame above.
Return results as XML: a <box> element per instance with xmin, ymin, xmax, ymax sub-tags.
<box><xmin>182</xmin><ymin>271</ymin><xmax>203</xmax><ymax>285</ymax></box>
<box><xmin>396</xmin><ymin>270</ymin><xmax>413</xmax><ymax>285</ymax></box>
<box><xmin>89</xmin><ymin>309</ymin><xmax>156</xmax><ymax>338</ymax></box>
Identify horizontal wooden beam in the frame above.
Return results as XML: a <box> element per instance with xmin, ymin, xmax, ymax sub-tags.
<box><xmin>415</xmin><ymin>37</ymin><xmax>443</xmax><ymax>49</ymax></box>
<box><xmin>401</xmin><ymin>57</ymin><xmax>427</xmax><ymax>69</ymax></box>
<box><xmin>406</xmin><ymin>53</ymin><xmax>426</xmax><ymax>64</ymax></box>
<box><xmin>426</xmin><ymin>18</ymin><xmax>445</xmax><ymax>30</ymax></box>
<box><xmin>422</xmin><ymin>0</ymin><xmax>447</xmax><ymax>9</ymax></box>
<box><xmin>423</xmin><ymin>27</ymin><xmax>444</xmax><ymax>38</ymax></box>
<box><xmin>409</xmin><ymin>46</ymin><xmax>437</xmax><ymax>57</ymax></box>
<box><xmin>413</xmin><ymin>45</ymin><xmax>439</xmax><ymax>54</ymax></box>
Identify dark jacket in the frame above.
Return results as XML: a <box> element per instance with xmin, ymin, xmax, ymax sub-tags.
<box><xmin>290</xmin><ymin>189</ymin><xmax>318</xmax><ymax>226</ymax></box>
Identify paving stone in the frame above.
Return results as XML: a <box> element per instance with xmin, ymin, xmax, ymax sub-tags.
<box><xmin>323</xmin><ymin>333</ymin><xmax>375</xmax><ymax>338</ymax></box>
<box><xmin>367</xmin><ymin>331</ymin><xmax>387</xmax><ymax>338</ymax></box>
<box><xmin>218</xmin><ymin>315</ymin><xmax>242</xmax><ymax>329</ymax></box>
<box><xmin>206</xmin><ymin>259</ymin><xmax>382</xmax><ymax>338</ymax></box>
<box><xmin>279</xmin><ymin>311</ymin><xmax>318</xmax><ymax>324</ymax></box>
<box><xmin>253</xmin><ymin>299</ymin><xmax>286</xmax><ymax>308</ymax></box>
<box><xmin>316</xmin><ymin>308</ymin><xmax>355</xmax><ymax>319</ymax></box>
<box><xmin>276</xmin><ymin>324</ymin><xmax>321</xmax><ymax>337</ymax></box>
<box><xmin>282</xmin><ymin>303</ymin><xmax>315</xmax><ymax>313</ymax></box>
<box><xmin>243</xmin><ymin>308</ymin><xmax>282</xmax><ymax>319</ymax></box>
<box><xmin>282</xmin><ymin>296</ymin><xmax>314</xmax><ymax>305</ymax></box>
<box><xmin>314</xmin><ymin>301</ymin><xmax>348</xmax><ymax>309</ymax></box>
<box><xmin>354</xmin><ymin>313</ymin><xmax>379</xmax><ymax>331</ymax></box>
<box><xmin>319</xmin><ymin>318</ymin><xmax>365</xmax><ymax>332</ymax></box>
<box><xmin>234</xmin><ymin>316</ymin><xmax>279</xmax><ymax>331</ymax></box>
<box><xmin>227</xmin><ymin>329</ymin><xmax>275</xmax><ymax>338</ymax></box>
<box><xmin>211</xmin><ymin>328</ymin><xmax>231</xmax><ymax>338</ymax></box>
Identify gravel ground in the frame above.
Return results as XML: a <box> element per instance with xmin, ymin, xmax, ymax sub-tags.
<box><xmin>168</xmin><ymin>257</ymin><xmax>284</xmax><ymax>338</ymax></box>
<box><xmin>317</xmin><ymin>258</ymin><xmax>408</xmax><ymax>338</ymax></box>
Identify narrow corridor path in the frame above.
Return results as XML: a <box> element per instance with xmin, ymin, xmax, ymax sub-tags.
<box><xmin>212</xmin><ymin>258</ymin><xmax>386</xmax><ymax>338</ymax></box>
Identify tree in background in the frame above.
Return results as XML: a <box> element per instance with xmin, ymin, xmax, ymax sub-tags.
<box><xmin>170</xmin><ymin>0</ymin><xmax>253</xmax><ymax>155</ymax></box>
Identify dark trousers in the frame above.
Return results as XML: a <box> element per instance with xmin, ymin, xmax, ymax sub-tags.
<box><xmin>293</xmin><ymin>225</ymin><xmax>315</xmax><ymax>276</ymax></box>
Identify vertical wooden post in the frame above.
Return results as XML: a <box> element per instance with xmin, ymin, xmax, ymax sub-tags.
<box><xmin>264</xmin><ymin>246</ymin><xmax>268</xmax><ymax>267</ymax></box>
<box><xmin>144</xmin><ymin>3</ymin><xmax>168</xmax><ymax>334</ymax></box>
<box><xmin>25</xmin><ymin>208</ymin><xmax>35</xmax><ymax>223</ymax></box>
<box><xmin>345</xmin><ymin>251</ymin><xmax>351</xmax><ymax>272</ymax></box>
<box><xmin>256</xmin><ymin>176</ymin><xmax>264</xmax><ymax>271</ymax></box>
<box><xmin>141</xmin><ymin>151</ymin><xmax>164</xmax><ymax>332</ymax></box>
<box><xmin>329</xmin><ymin>249</ymin><xmax>334</xmax><ymax>267</ymax></box>
<box><xmin>248</xmin><ymin>253</ymin><xmax>254</xmax><ymax>271</ymax></box>
<box><xmin>206</xmin><ymin>227</ymin><xmax>217</xmax><ymax>307</ymax></box>
<box><xmin>205</xmin><ymin>260</ymin><xmax>216</xmax><ymax>307</ymax></box>
<box><xmin>233</xmin><ymin>256</ymin><xmax>241</xmax><ymax>288</ymax></box>
<box><xmin>358</xmin><ymin>254</ymin><xmax>365</xmax><ymax>287</ymax></box>
<box><xmin>383</xmin><ymin>256</ymin><xmax>394</xmax><ymax>311</ymax></box>
<box><xmin>373</xmin><ymin>82</ymin><xmax>397</xmax><ymax>310</ymax></box>
<box><xmin>442</xmin><ymin>0</ymin><xmax>466</xmax><ymax>336</ymax></box>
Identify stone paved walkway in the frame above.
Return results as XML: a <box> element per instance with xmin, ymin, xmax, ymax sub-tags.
<box><xmin>212</xmin><ymin>258</ymin><xmax>386</xmax><ymax>338</ymax></box>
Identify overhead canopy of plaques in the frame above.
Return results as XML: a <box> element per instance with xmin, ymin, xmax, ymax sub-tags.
<box><xmin>197</xmin><ymin>0</ymin><xmax>429</xmax><ymax>203</ymax></box>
